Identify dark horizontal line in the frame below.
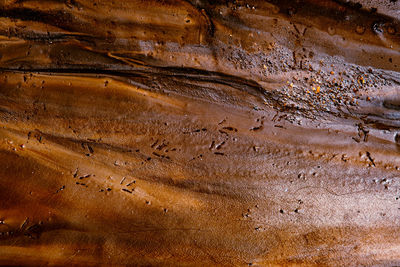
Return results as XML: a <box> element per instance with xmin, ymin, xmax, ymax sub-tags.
<box><xmin>0</xmin><ymin>66</ymin><xmax>270</xmax><ymax>98</ymax></box>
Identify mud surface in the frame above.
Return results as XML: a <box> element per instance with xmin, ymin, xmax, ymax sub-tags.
<box><xmin>0</xmin><ymin>0</ymin><xmax>399</xmax><ymax>266</ymax></box>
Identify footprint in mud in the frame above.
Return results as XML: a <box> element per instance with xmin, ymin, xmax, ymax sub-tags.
<box><xmin>222</xmin><ymin>126</ymin><xmax>238</xmax><ymax>132</ymax></box>
<box><xmin>250</xmin><ymin>125</ymin><xmax>263</xmax><ymax>131</ymax></box>
<box><xmin>150</xmin><ymin>139</ymin><xmax>171</xmax><ymax>159</ymax></box>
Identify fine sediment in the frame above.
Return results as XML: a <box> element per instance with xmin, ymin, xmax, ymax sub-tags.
<box><xmin>0</xmin><ymin>0</ymin><xmax>399</xmax><ymax>266</ymax></box>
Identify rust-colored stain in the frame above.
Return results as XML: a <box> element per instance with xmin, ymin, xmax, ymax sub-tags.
<box><xmin>0</xmin><ymin>0</ymin><xmax>399</xmax><ymax>266</ymax></box>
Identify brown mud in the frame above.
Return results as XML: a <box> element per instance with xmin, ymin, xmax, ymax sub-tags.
<box><xmin>0</xmin><ymin>0</ymin><xmax>399</xmax><ymax>266</ymax></box>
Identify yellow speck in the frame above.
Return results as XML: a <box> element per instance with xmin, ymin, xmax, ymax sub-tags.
<box><xmin>316</xmin><ymin>86</ymin><xmax>320</xmax><ymax>93</ymax></box>
<box><xmin>290</xmin><ymin>83</ymin><xmax>294</xmax><ymax>87</ymax></box>
<box><xmin>263</xmin><ymin>64</ymin><xmax>267</xmax><ymax>69</ymax></box>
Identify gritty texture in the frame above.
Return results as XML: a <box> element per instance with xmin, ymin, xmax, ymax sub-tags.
<box><xmin>0</xmin><ymin>0</ymin><xmax>399</xmax><ymax>266</ymax></box>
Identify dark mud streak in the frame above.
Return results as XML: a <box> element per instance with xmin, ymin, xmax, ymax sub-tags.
<box><xmin>0</xmin><ymin>67</ymin><xmax>271</xmax><ymax>101</ymax></box>
<box><xmin>0</xmin><ymin>7</ymin><xmax>76</xmax><ymax>31</ymax></box>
